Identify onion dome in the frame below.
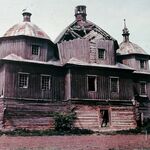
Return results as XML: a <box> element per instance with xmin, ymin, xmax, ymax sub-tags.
<box><xmin>117</xmin><ymin>19</ymin><xmax>149</xmax><ymax>56</ymax></box>
<box><xmin>3</xmin><ymin>9</ymin><xmax>50</xmax><ymax>40</ymax></box>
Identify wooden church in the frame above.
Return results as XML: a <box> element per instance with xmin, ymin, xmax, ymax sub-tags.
<box><xmin>0</xmin><ymin>5</ymin><xmax>149</xmax><ymax>131</ymax></box>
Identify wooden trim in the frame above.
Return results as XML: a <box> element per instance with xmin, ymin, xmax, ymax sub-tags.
<box><xmin>87</xmin><ymin>75</ymin><xmax>97</xmax><ymax>92</ymax></box>
<box><xmin>110</xmin><ymin>76</ymin><xmax>119</xmax><ymax>93</ymax></box>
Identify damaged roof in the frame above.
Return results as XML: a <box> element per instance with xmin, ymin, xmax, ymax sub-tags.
<box><xmin>54</xmin><ymin>20</ymin><xmax>116</xmax><ymax>43</ymax></box>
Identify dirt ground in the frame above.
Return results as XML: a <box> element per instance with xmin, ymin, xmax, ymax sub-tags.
<box><xmin>0</xmin><ymin>134</ymin><xmax>150</xmax><ymax>150</ymax></box>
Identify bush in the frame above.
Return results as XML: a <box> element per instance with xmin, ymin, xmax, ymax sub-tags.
<box><xmin>53</xmin><ymin>111</ymin><xmax>76</xmax><ymax>131</ymax></box>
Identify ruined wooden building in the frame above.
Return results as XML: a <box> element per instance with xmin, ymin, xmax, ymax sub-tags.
<box><xmin>0</xmin><ymin>6</ymin><xmax>149</xmax><ymax>131</ymax></box>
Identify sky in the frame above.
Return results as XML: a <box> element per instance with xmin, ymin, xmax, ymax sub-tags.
<box><xmin>0</xmin><ymin>0</ymin><xmax>150</xmax><ymax>54</ymax></box>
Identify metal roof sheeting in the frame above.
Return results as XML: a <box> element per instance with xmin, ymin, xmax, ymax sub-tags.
<box><xmin>117</xmin><ymin>41</ymin><xmax>149</xmax><ymax>56</ymax></box>
<box><xmin>3</xmin><ymin>22</ymin><xmax>50</xmax><ymax>40</ymax></box>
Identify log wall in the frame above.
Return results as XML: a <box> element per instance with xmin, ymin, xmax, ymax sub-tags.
<box><xmin>74</xmin><ymin>104</ymin><xmax>136</xmax><ymax>131</ymax></box>
<box><xmin>3</xmin><ymin>98</ymin><xmax>68</xmax><ymax>130</ymax></box>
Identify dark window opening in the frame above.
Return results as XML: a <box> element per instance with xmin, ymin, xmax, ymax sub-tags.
<box><xmin>98</xmin><ymin>48</ymin><xmax>105</xmax><ymax>59</ymax></box>
<box><xmin>41</xmin><ymin>75</ymin><xmax>51</xmax><ymax>90</ymax></box>
<box><xmin>18</xmin><ymin>73</ymin><xmax>29</xmax><ymax>88</ymax></box>
<box><xmin>87</xmin><ymin>76</ymin><xmax>96</xmax><ymax>91</ymax></box>
<box><xmin>32</xmin><ymin>45</ymin><xmax>40</xmax><ymax>55</ymax></box>
<box><xmin>140</xmin><ymin>82</ymin><xmax>147</xmax><ymax>95</ymax></box>
<box><xmin>110</xmin><ymin>77</ymin><xmax>119</xmax><ymax>93</ymax></box>
<box><xmin>100</xmin><ymin>110</ymin><xmax>109</xmax><ymax>127</ymax></box>
<box><xmin>140</xmin><ymin>60</ymin><xmax>146</xmax><ymax>69</ymax></box>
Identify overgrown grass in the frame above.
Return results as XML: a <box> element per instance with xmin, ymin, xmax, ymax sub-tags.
<box><xmin>0</xmin><ymin>128</ymin><xmax>94</xmax><ymax>136</ymax></box>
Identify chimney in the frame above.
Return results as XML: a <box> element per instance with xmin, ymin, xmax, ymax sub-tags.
<box><xmin>22</xmin><ymin>9</ymin><xmax>32</xmax><ymax>22</ymax></box>
<box><xmin>75</xmin><ymin>5</ymin><xmax>87</xmax><ymax>22</ymax></box>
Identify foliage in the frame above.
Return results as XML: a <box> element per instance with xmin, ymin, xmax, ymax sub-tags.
<box><xmin>53</xmin><ymin>111</ymin><xmax>76</xmax><ymax>131</ymax></box>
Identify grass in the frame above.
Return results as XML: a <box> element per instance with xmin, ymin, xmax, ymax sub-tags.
<box><xmin>0</xmin><ymin>128</ymin><xmax>94</xmax><ymax>136</ymax></box>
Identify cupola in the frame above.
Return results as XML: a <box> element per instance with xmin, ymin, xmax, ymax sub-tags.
<box><xmin>22</xmin><ymin>9</ymin><xmax>32</xmax><ymax>22</ymax></box>
<box><xmin>122</xmin><ymin>19</ymin><xmax>130</xmax><ymax>42</ymax></box>
<box><xmin>75</xmin><ymin>5</ymin><xmax>87</xmax><ymax>22</ymax></box>
<box><xmin>3</xmin><ymin>10</ymin><xmax>50</xmax><ymax>40</ymax></box>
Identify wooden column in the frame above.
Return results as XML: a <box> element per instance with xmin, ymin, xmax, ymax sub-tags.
<box><xmin>65</xmin><ymin>69</ymin><xmax>71</xmax><ymax>100</ymax></box>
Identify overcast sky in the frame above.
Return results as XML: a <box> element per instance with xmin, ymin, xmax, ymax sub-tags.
<box><xmin>0</xmin><ymin>0</ymin><xmax>150</xmax><ymax>54</ymax></box>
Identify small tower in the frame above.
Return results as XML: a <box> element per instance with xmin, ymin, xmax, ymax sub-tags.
<box><xmin>122</xmin><ymin>19</ymin><xmax>130</xmax><ymax>42</ymax></box>
<box><xmin>22</xmin><ymin>9</ymin><xmax>32</xmax><ymax>22</ymax></box>
<box><xmin>75</xmin><ymin>5</ymin><xmax>87</xmax><ymax>22</ymax></box>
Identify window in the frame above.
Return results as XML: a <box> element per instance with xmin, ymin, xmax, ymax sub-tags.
<box><xmin>18</xmin><ymin>73</ymin><xmax>29</xmax><ymax>88</ymax></box>
<box><xmin>98</xmin><ymin>48</ymin><xmax>105</xmax><ymax>59</ymax></box>
<box><xmin>32</xmin><ymin>45</ymin><xmax>40</xmax><ymax>55</ymax></box>
<box><xmin>140</xmin><ymin>82</ymin><xmax>147</xmax><ymax>95</ymax></box>
<box><xmin>87</xmin><ymin>76</ymin><xmax>97</xmax><ymax>92</ymax></box>
<box><xmin>41</xmin><ymin>75</ymin><xmax>51</xmax><ymax>90</ymax></box>
<box><xmin>140</xmin><ymin>60</ymin><xmax>146</xmax><ymax>69</ymax></box>
<box><xmin>110</xmin><ymin>77</ymin><xmax>119</xmax><ymax>93</ymax></box>
<box><xmin>100</xmin><ymin>110</ymin><xmax>109</xmax><ymax>127</ymax></box>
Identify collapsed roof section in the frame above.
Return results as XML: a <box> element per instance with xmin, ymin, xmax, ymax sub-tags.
<box><xmin>55</xmin><ymin>5</ymin><xmax>117</xmax><ymax>44</ymax></box>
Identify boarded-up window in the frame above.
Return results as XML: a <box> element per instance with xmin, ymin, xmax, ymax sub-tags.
<box><xmin>32</xmin><ymin>45</ymin><xmax>40</xmax><ymax>55</ymax></box>
<box><xmin>98</xmin><ymin>48</ymin><xmax>105</xmax><ymax>59</ymax></box>
<box><xmin>100</xmin><ymin>110</ymin><xmax>109</xmax><ymax>127</ymax></box>
<box><xmin>110</xmin><ymin>77</ymin><xmax>119</xmax><ymax>93</ymax></box>
<box><xmin>87</xmin><ymin>76</ymin><xmax>97</xmax><ymax>92</ymax></box>
<box><xmin>18</xmin><ymin>73</ymin><xmax>29</xmax><ymax>88</ymax></box>
<box><xmin>41</xmin><ymin>75</ymin><xmax>51</xmax><ymax>90</ymax></box>
<box><xmin>140</xmin><ymin>82</ymin><xmax>147</xmax><ymax>95</ymax></box>
<box><xmin>140</xmin><ymin>60</ymin><xmax>146</xmax><ymax>69</ymax></box>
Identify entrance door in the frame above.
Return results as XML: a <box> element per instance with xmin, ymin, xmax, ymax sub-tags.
<box><xmin>100</xmin><ymin>110</ymin><xmax>109</xmax><ymax>127</ymax></box>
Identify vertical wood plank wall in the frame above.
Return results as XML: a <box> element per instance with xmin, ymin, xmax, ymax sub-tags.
<box><xmin>4</xmin><ymin>63</ymin><xmax>65</xmax><ymax>101</ymax></box>
<box><xmin>0</xmin><ymin>37</ymin><xmax>54</xmax><ymax>62</ymax></box>
<box><xmin>70</xmin><ymin>67</ymin><xmax>134</xmax><ymax>100</ymax></box>
<box><xmin>58</xmin><ymin>39</ymin><xmax>90</xmax><ymax>64</ymax></box>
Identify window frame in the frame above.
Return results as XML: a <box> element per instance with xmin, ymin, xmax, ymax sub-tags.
<box><xmin>140</xmin><ymin>81</ymin><xmax>147</xmax><ymax>95</ymax></box>
<box><xmin>18</xmin><ymin>72</ymin><xmax>29</xmax><ymax>88</ymax></box>
<box><xmin>98</xmin><ymin>48</ymin><xmax>105</xmax><ymax>60</ymax></box>
<box><xmin>110</xmin><ymin>77</ymin><xmax>119</xmax><ymax>93</ymax></box>
<box><xmin>87</xmin><ymin>75</ymin><xmax>97</xmax><ymax>92</ymax></box>
<box><xmin>41</xmin><ymin>74</ymin><xmax>51</xmax><ymax>90</ymax></box>
<box><xmin>32</xmin><ymin>44</ymin><xmax>40</xmax><ymax>56</ymax></box>
<box><xmin>140</xmin><ymin>60</ymin><xmax>146</xmax><ymax>69</ymax></box>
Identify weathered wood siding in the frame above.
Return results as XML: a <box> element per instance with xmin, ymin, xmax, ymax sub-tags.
<box><xmin>96</xmin><ymin>40</ymin><xmax>115</xmax><ymax>65</ymax></box>
<box><xmin>74</xmin><ymin>105</ymin><xmax>136</xmax><ymax>131</ymax></box>
<box><xmin>58</xmin><ymin>39</ymin><xmax>90</xmax><ymax>64</ymax></box>
<box><xmin>122</xmin><ymin>56</ymin><xmax>136</xmax><ymax>69</ymax></box>
<box><xmin>111</xmin><ymin>107</ymin><xmax>136</xmax><ymax>129</ymax></box>
<box><xmin>0</xmin><ymin>65</ymin><xmax>5</xmax><ymax>97</ymax></box>
<box><xmin>70</xmin><ymin>67</ymin><xmax>134</xmax><ymax>100</ymax></box>
<box><xmin>74</xmin><ymin>105</ymin><xmax>99</xmax><ymax>131</ymax></box>
<box><xmin>133</xmin><ymin>74</ymin><xmax>150</xmax><ymax>99</ymax></box>
<box><xmin>3</xmin><ymin>98</ymin><xmax>68</xmax><ymax>130</ymax></box>
<box><xmin>4</xmin><ymin>62</ymin><xmax>65</xmax><ymax>101</ymax></box>
<box><xmin>58</xmin><ymin>39</ymin><xmax>115</xmax><ymax>65</ymax></box>
<box><xmin>0</xmin><ymin>99</ymin><xmax>4</xmax><ymax>129</ymax></box>
<box><xmin>120</xmin><ymin>55</ymin><xmax>149</xmax><ymax>71</ymax></box>
<box><xmin>0</xmin><ymin>37</ymin><xmax>55</xmax><ymax>61</ymax></box>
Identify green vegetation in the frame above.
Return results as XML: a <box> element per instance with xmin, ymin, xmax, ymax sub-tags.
<box><xmin>53</xmin><ymin>111</ymin><xmax>76</xmax><ymax>131</ymax></box>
